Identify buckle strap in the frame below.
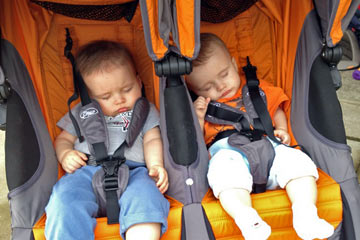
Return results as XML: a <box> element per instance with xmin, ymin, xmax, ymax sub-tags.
<box><xmin>243</xmin><ymin>57</ymin><xmax>282</xmax><ymax>145</ymax></box>
<box><xmin>101</xmin><ymin>156</ymin><xmax>125</xmax><ymax>225</ymax></box>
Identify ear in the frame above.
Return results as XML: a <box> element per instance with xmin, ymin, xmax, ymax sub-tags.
<box><xmin>231</xmin><ymin>57</ymin><xmax>238</xmax><ymax>73</ymax></box>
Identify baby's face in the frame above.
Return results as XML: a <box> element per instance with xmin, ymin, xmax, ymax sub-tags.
<box><xmin>84</xmin><ymin>64</ymin><xmax>141</xmax><ymax>117</ymax></box>
<box><xmin>186</xmin><ymin>45</ymin><xmax>241</xmax><ymax>101</ymax></box>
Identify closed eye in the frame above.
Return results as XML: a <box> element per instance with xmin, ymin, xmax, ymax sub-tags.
<box><xmin>220</xmin><ymin>71</ymin><xmax>228</xmax><ymax>78</ymax></box>
<box><xmin>99</xmin><ymin>94</ymin><xmax>111</xmax><ymax>100</ymax></box>
<box><xmin>123</xmin><ymin>86</ymin><xmax>133</xmax><ymax>93</ymax></box>
<box><xmin>200</xmin><ymin>84</ymin><xmax>212</xmax><ymax>92</ymax></box>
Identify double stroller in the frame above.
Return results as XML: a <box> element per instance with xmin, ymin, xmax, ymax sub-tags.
<box><xmin>1</xmin><ymin>0</ymin><xmax>360</xmax><ymax>239</ymax></box>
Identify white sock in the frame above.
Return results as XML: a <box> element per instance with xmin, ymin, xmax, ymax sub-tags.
<box><xmin>292</xmin><ymin>202</ymin><xmax>334</xmax><ymax>240</ymax></box>
<box><xmin>235</xmin><ymin>207</ymin><xmax>271</xmax><ymax>240</ymax></box>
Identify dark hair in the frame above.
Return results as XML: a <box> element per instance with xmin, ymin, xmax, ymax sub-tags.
<box><xmin>193</xmin><ymin>33</ymin><xmax>230</xmax><ymax>67</ymax></box>
<box><xmin>75</xmin><ymin>40</ymin><xmax>136</xmax><ymax>77</ymax></box>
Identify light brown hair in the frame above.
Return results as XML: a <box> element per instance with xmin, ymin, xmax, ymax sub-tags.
<box><xmin>193</xmin><ymin>33</ymin><xmax>230</xmax><ymax>67</ymax></box>
<box><xmin>75</xmin><ymin>40</ymin><xmax>136</xmax><ymax>77</ymax></box>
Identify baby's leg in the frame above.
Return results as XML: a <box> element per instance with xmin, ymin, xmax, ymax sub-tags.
<box><xmin>271</xmin><ymin>144</ymin><xmax>334</xmax><ymax>239</ymax></box>
<box><xmin>208</xmin><ymin>149</ymin><xmax>271</xmax><ymax>240</ymax></box>
<box><xmin>219</xmin><ymin>189</ymin><xmax>271</xmax><ymax>240</ymax></box>
<box><xmin>126</xmin><ymin>223</ymin><xmax>161</xmax><ymax>240</ymax></box>
<box><xmin>120</xmin><ymin>167</ymin><xmax>169</xmax><ymax>240</ymax></box>
<box><xmin>287</xmin><ymin>176</ymin><xmax>334</xmax><ymax>240</ymax></box>
<box><xmin>45</xmin><ymin>166</ymin><xmax>100</xmax><ymax>239</ymax></box>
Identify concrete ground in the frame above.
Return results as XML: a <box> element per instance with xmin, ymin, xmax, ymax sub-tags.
<box><xmin>0</xmin><ymin>71</ymin><xmax>359</xmax><ymax>239</ymax></box>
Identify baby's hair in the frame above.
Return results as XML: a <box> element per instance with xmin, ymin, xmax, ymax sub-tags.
<box><xmin>193</xmin><ymin>33</ymin><xmax>230</xmax><ymax>67</ymax></box>
<box><xmin>75</xmin><ymin>40</ymin><xmax>136</xmax><ymax>77</ymax></box>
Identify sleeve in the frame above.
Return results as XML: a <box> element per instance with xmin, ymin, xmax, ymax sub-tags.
<box><xmin>260</xmin><ymin>81</ymin><xmax>290</xmax><ymax>119</ymax></box>
<box><xmin>142</xmin><ymin>103</ymin><xmax>160</xmax><ymax>134</ymax></box>
<box><xmin>56</xmin><ymin>111</ymin><xmax>77</xmax><ymax>136</ymax></box>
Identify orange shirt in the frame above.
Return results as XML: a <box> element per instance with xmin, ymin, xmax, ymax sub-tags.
<box><xmin>204</xmin><ymin>81</ymin><xmax>290</xmax><ymax>145</ymax></box>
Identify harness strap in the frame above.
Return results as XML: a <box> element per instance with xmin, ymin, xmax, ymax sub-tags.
<box><xmin>101</xmin><ymin>97</ymin><xmax>149</xmax><ymax>223</ymax></box>
<box><xmin>101</xmin><ymin>142</ymin><xmax>127</xmax><ymax>224</ymax></box>
<box><xmin>242</xmin><ymin>57</ymin><xmax>282</xmax><ymax>145</ymax></box>
<box><xmin>206</xmin><ymin>103</ymin><xmax>251</xmax><ymax>131</ymax></box>
<box><xmin>63</xmin><ymin>29</ymin><xmax>120</xmax><ymax>224</ymax></box>
<box><xmin>64</xmin><ymin>28</ymin><xmax>88</xmax><ymax>142</ymax></box>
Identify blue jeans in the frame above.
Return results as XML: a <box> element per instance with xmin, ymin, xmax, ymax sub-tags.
<box><xmin>45</xmin><ymin>162</ymin><xmax>169</xmax><ymax>239</ymax></box>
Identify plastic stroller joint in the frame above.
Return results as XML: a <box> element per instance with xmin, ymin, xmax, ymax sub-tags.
<box><xmin>321</xmin><ymin>45</ymin><xmax>343</xmax><ymax>66</ymax></box>
<box><xmin>155</xmin><ymin>53</ymin><xmax>192</xmax><ymax>77</ymax></box>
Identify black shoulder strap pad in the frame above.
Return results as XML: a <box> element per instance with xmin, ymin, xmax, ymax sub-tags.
<box><xmin>125</xmin><ymin>97</ymin><xmax>150</xmax><ymax>147</ymax></box>
<box><xmin>205</xmin><ymin>101</ymin><xmax>251</xmax><ymax>132</ymax></box>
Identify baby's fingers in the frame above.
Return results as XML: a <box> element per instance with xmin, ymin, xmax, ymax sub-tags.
<box><xmin>158</xmin><ymin>180</ymin><xmax>169</xmax><ymax>194</ymax></box>
<box><xmin>76</xmin><ymin>151</ymin><xmax>88</xmax><ymax>161</ymax></box>
<box><xmin>156</xmin><ymin>171</ymin><xmax>169</xmax><ymax>194</ymax></box>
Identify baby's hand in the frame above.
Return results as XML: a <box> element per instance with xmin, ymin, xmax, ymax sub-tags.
<box><xmin>194</xmin><ymin>96</ymin><xmax>211</xmax><ymax>120</ymax></box>
<box><xmin>148</xmin><ymin>165</ymin><xmax>169</xmax><ymax>194</ymax></box>
<box><xmin>274</xmin><ymin>129</ymin><xmax>291</xmax><ymax>145</ymax></box>
<box><xmin>60</xmin><ymin>150</ymin><xmax>88</xmax><ymax>173</ymax></box>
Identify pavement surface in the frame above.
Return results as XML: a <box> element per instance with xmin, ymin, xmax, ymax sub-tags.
<box><xmin>0</xmin><ymin>71</ymin><xmax>359</xmax><ymax>239</ymax></box>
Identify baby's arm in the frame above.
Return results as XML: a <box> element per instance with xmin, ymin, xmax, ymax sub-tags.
<box><xmin>194</xmin><ymin>96</ymin><xmax>211</xmax><ymax>132</ymax></box>
<box><xmin>273</xmin><ymin>107</ymin><xmax>291</xmax><ymax>145</ymax></box>
<box><xmin>143</xmin><ymin>127</ymin><xmax>168</xmax><ymax>194</ymax></box>
<box><xmin>55</xmin><ymin>130</ymin><xmax>88</xmax><ymax>173</ymax></box>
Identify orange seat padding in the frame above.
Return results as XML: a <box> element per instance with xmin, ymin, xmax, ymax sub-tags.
<box><xmin>33</xmin><ymin>169</ymin><xmax>342</xmax><ymax>240</ymax></box>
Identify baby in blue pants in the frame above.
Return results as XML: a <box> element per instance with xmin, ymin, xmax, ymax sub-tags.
<box><xmin>45</xmin><ymin>40</ymin><xmax>169</xmax><ymax>240</ymax></box>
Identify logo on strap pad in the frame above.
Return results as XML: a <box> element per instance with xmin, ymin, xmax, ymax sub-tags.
<box><xmin>80</xmin><ymin>107</ymin><xmax>99</xmax><ymax>119</ymax></box>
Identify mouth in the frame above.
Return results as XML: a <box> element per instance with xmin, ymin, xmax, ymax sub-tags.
<box><xmin>117</xmin><ymin>107</ymin><xmax>129</xmax><ymax>113</ymax></box>
<box><xmin>221</xmin><ymin>89</ymin><xmax>232</xmax><ymax>98</ymax></box>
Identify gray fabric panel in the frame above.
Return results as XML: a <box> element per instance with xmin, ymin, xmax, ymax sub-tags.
<box><xmin>78</xmin><ymin>101</ymin><xmax>109</xmax><ymax>154</ymax></box>
<box><xmin>92</xmin><ymin>164</ymin><xmax>129</xmax><ymax>217</ymax></box>
<box><xmin>158</xmin><ymin>0</ymin><xmax>173</xmax><ymax>49</ymax></box>
<box><xmin>291</xmin><ymin>11</ymin><xmax>360</xmax><ymax>239</ymax></box>
<box><xmin>228</xmin><ymin>135</ymin><xmax>274</xmax><ymax>186</ymax></box>
<box><xmin>313</xmin><ymin>0</ymin><xmax>337</xmax><ymax>45</ymax></box>
<box><xmin>160</xmin><ymin>76</ymin><xmax>209</xmax><ymax>205</ymax></box>
<box><xmin>171</xmin><ymin>1</ymin><xmax>179</xmax><ymax>52</ymax></box>
<box><xmin>2</xmin><ymin>40</ymin><xmax>58</xmax><ymax>238</ymax></box>
<box><xmin>139</xmin><ymin>0</ymin><xmax>160</xmax><ymax>61</ymax></box>
<box><xmin>11</xmin><ymin>228</ymin><xmax>34</xmax><ymax>240</ymax></box>
<box><xmin>125</xmin><ymin>97</ymin><xmax>149</xmax><ymax>146</ymax></box>
<box><xmin>183</xmin><ymin>203</ymin><xmax>211</xmax><ymax>240</ymax></box>
<box><xmin>314</xmin><ymin>0</ymin><xmax>360</xmax><ymax>47</ymax></box>
<box><xmin>328</xmin><ymin>221</ymin><xmax>342</xmax><ymax>240</ymax></box>
<box><xmin>340</xmin><ymin>178</ymin><xmax>360</xmax><ymax>239</ymax></box>
<box><xmin>193</xmin><ymin>0</ymin><xmax>201</xmax><ymax>60</ymax></box>
<box><xmin>242</xmin><ymin>86</ymin><xmax>267</xmax><ymax>120</ymax></box>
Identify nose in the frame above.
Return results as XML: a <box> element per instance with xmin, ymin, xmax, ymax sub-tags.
<box><xmin>215</xmin><ymin>80</ymin><xmax>226</xmax><ymax>91</ymax></box>
<box><xmin>114</xmin><ymin>93</ymin><xmax>125</xmax><ymax>105</ymax></box>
